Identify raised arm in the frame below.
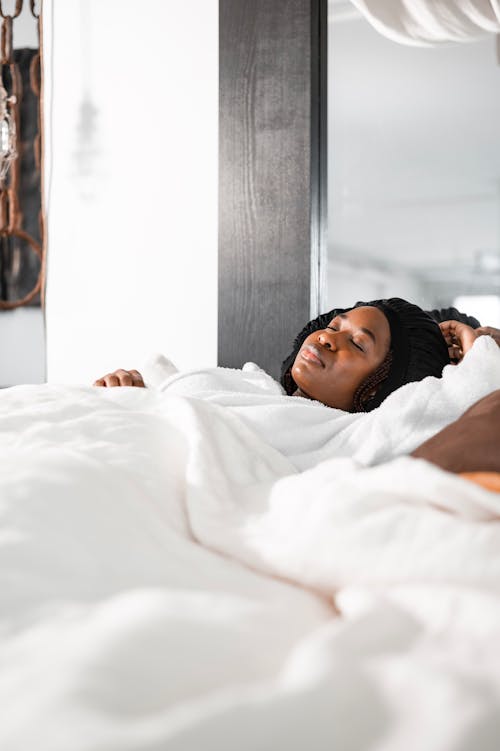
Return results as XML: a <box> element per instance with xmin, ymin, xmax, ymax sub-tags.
<box><xmin>439</xmin><ymin>320</ymin><xmax>500</xmax><ymax>364</ymax></box>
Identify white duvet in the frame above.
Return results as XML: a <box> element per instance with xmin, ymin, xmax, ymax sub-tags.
<box><xmin>1</xmin><ymin>336</ymin><xmax>500</xmax><ymax>751</ymax></box>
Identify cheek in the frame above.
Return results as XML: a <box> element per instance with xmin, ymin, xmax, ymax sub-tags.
<box><xmin>325</xmin><ymin>360</ymin><xmax>372</xmax><ymax>404</ymax></box>
<box><xmin>291</xmin><ymin>360</ymin><xmax>310</xmax><ymax>385</ymax></box>
<box><xmin>291</xmin><ymin>358</ymin><xmax>324</xmax><ymax>392</ymax></box>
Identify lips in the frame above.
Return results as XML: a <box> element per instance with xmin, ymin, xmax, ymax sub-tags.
<box><xmin>300</xmin><ymin>344</ymin><xmax>325</xmax><ymax>367</ymax></box>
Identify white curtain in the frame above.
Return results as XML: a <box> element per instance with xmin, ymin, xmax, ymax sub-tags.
<box><xmin>349</xmin><ymin>0</ymin><xmax>500</xmax><ymax>45</ymax></box>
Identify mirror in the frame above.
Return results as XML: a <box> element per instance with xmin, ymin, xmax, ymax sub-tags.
<box><xmin>326</xmin><ymin>0</ymin><xmax>500</xmax><ymax>326</ymax></box>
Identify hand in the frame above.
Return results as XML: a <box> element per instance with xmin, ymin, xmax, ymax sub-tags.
<box><xmin>439</xmin><ymin>320</ymin><xmax>480</xmax><ymax>364</ymax></box>
<box><xmin>411</xmin><ymin>390</ymin><xmax>500</xmax><ymax>473</ymax></box>
<box><xmin>93</xmin><ymin>369</ymin><xmax>145</xmax><ymax>388</ymax></box>
<box><xmin>475</xmin><ymin>325</ymin><xmax>500</xmax><ymax>349</ymax></box>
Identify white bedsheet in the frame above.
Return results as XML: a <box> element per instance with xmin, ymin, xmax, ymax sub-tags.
<box><xmin>1</xmin><ymin>338</ymin><xmax>500</xmax><ymax>750</ymax></box>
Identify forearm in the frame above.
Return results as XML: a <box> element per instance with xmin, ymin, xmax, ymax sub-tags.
<box><xmin>411</xmin><ymin>390</ymin><xmax>500</xmax><ymax>474</ymax></box>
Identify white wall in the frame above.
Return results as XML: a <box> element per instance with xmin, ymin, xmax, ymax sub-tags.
<box><xmin>43</xmin><ymin>0</ymin><xmax>218</xmax><ymax>384</ymax></box>
<box><xmin>0</xmin><ymin>308</ymin><xmax>45</xmax><ymax>386</ymax></box>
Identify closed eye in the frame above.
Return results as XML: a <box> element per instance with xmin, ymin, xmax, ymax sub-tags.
<box><xmin>327</xmin><ymin>325</ymin><xmax>365</xmax><ymax>353</ymax></box>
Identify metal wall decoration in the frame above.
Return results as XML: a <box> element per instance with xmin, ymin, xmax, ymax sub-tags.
<box><xmin>0</xmin><ymin>0</ymin><xmax>42</xmax><ymax>310</ymax></box>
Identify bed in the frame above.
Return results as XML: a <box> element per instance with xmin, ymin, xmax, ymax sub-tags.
<box><xmin>1</xmin><ymin>336</ymin><xmax>500</xmax><ymax>750</ymax></box>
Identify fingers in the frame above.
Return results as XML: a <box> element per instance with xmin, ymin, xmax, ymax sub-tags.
<box><xmin>439</xmin><ymin>320</ymin><xmax>479</xmax><ymax>361</ymax></box>
<box><xmin>437</xmin><ymin>320</ymin><xmax>499</xmax><ymax>365</ymax></box>
<box><xmin>447</xmin><ymin>344</ymin><xmax>462</xmax><ymax>364</ymax></box>
<box><xmin>115</xmin><ymin>369</ymin><xmax>134</xmax><ymax>387</ymax></box>
<box><xmin>439</xmin><ymin>321</ymin><xmax>463</xmax><ymax>363</ymax></box>
<box><xmin>93</xmin><ymin>374</ymin><xmax>120</xmax><ymax>387</ymax></box>
<box><xmin>439</xmin><ymin>319</ymin><xmax>460</xmax><ymax>345</ymax></box>
<box><xmin>92</xmin><ymin>369</ymin><xmax>146</xmax><ymax>387</ymax></box>
<box><xmin>128</xmin><ymin>369</ymin><xmax>145</xmax><ymax>387</ymax></box>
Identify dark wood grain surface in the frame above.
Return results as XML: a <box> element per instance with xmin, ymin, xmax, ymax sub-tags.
<box><xmin>218</xmin><ymin>0</ymin><xmax>326</xmax><ymax>380</ymax></box>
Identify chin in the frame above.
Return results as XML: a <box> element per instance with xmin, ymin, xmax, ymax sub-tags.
<box><xmin>290</xmin><ymin>367</ymin><xmax>310</xmax><ymax>394</ymax></box>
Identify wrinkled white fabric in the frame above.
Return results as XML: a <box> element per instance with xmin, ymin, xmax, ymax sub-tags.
<box><xmin>2</xmin><ymin>339</ymin><xmax>500</xmax><ymax>750</ymax></box>
<box><xmin>349</xmin><ymin>0</ymin><xmax>500</xmax><ymax>45</ymax></box>
<box><xmin>145</xmin><ymin>335</ymin><xmax>500</xmax><ymax>470</ymax></box>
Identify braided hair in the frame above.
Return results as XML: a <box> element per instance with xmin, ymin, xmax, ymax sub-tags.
<box><xmin>352</xmin><ymin>349</ymin><xmax>393</xmax><ymax>412</ymax></box>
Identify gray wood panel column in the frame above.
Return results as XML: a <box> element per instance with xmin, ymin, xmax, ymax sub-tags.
<box><xmin>219</xmin><ymin>0</ymin><xmax>327</xmax><ymax>379</ymax></box>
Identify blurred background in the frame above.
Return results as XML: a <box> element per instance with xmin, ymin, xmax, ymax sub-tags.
<box><xmin>3</xmin><ymin>0</ymin><xmax>500</xmax><ymax>387</ymax></box>
<box><xmin>326</xmin><ymin>0</ymin><xmax>500</xmax><ymax>325</ymax></box>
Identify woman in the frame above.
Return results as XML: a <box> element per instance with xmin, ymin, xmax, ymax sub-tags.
<box><xmin>94</xmin><ymin>297</ymin><xmax>453</xmax><ymax>412</ymax></box>
<box><xmin>280</xmin><ymin>297</ymin><xmax>449</xmax><ymax>412</ymax></box>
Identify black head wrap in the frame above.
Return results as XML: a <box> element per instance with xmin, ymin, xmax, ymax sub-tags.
<box><xmin>280</xmin><ymin>297</ymin><xmax>449</xmax><ymax>411</ymax></box>
<box><xmin>426</xmin><ymin>306</ymin><xmax>481</xmax><ymax>329</ymax></box>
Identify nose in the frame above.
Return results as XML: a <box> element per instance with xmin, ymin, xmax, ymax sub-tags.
<box><xmin>317</xmin><ymin>328</ymin><xmax>339</xmax><ymax>351</ymax></box>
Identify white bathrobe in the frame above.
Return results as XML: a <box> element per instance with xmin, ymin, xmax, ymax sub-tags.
<box><xmin>143</xmin><ymin>335</ymin><xmax>500</xmax><ymax>470</ymax></box>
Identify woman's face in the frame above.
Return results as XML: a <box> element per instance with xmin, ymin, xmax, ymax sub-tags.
<box><xmin>291</xmin><ymin>306</ymin><xmax>391</xmax><ymax>410</ymax></box>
